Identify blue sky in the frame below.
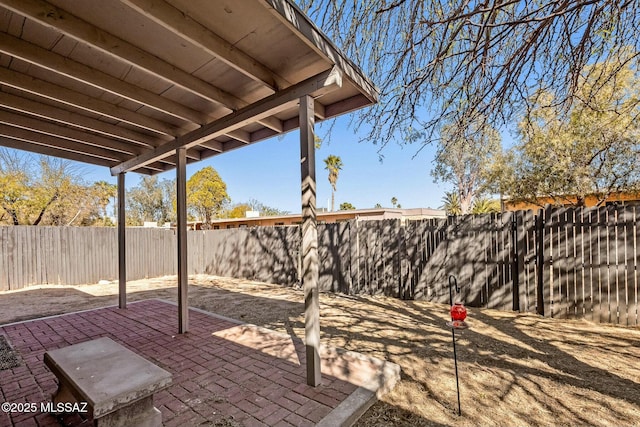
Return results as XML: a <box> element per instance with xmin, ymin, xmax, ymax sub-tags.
<box><xmin>85</xmin><ymin>113</ymin><xmax>454</xmax><ymax>214</ymax></box>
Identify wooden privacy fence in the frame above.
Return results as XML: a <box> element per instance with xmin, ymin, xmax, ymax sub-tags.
<box><xmin>0</xmin><ymin>204</ymin><xmax>638</xmax><ymax>325</ymax></box>
<box><xmin>0</xmin><ymin>227</ymin><xmax>176</xmax><ymax>289</ymax></box>
<box><xmin>0</xmin><ymin>226</ymin><xmax>302</xmax><ymax>291</ymax></box>
<box><xmin>396</xmin><ymin>205</ymin><xmax>639</xmax><ymax>326</ymax></box>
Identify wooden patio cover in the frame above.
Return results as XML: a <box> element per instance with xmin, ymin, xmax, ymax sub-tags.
<box><xmin>0</xmin><ymin>0</ymin><xmax>378</xmax><ymax>386</ymax></box>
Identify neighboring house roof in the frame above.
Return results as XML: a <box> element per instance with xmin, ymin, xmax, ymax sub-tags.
<box><xmin>503</xmin><ymin>190</ymin><xmax>640</xmax><ymax>210</ymax></box>
<box><xmin>188</xmin><ymin>208</ymin><xmax>446</xmax><ymax>229</ymax></box>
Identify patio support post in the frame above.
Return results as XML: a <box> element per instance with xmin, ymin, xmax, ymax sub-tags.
<box><xmin>300</xmin><ymin>94</ymin><xmax>321</xmax><ymax>386</ymax></box>
<box><xmin>176</xmin><ymin>147</ymin><xmax>188</xmax><ymax>333</ymax></box>
<box><xmin>117</xmin><ymin>172</ymin><xmax>126</xmax><ymax>309</ymax></box>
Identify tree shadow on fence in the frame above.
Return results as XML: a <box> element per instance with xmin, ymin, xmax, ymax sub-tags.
<box><xmin>197</xmin><ymin>227</ymin><xmax>300</xmax><ymax>287</ymax></box>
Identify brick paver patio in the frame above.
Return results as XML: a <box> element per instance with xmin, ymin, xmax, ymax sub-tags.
<box><xmin>0</xmin><ymin>299</ymin><xmax>399</xmax><ymax>427</ymax></box>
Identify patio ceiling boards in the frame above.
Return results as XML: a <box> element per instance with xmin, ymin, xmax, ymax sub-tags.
<box><xmin>0</xmin><ymin>0</ymin><xmax>378</xmax><ymax>173</ymax></box>
<box><xmin>0</xmin><ymin>0</ymin><xmax>378</xmax><ymax>387</ymax></box>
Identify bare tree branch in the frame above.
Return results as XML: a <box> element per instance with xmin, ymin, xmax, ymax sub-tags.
<box><xmin>297</xmin><ymin>0</ymin><xmax>640</xmax><ymax>149</ymax></box>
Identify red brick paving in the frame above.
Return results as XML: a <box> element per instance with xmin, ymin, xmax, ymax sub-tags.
<box><xmin>0</xmin><ymin>299</ymin><xmax>387</xmax><ymax>426</ymax></box>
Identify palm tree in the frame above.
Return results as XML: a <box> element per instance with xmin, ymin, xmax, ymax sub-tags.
<box><xmin>324</xmin><ymin>155</ymin><xmax>343</xmax><ymax>211</ymax></box>
<box><xmin>391</xmin><ymin>196</ymin><xmax>398</xmax><ymax>208</ymax></box>
<box><xmin>470</xmin><ymin>198</ymin><xmax>501</xmax><ymax>214</ymax></box>
<box><xmin>440</xmin><ymin>191</ymin><xmax>462</xmax><ymax>216</ymax></box>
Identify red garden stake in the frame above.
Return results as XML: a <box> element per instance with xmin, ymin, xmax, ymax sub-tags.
<box><xmin>446</xmin><ymin>275</ymin><xmax>468</xmax><ymax>416</ymax></box>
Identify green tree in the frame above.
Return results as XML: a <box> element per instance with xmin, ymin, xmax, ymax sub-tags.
<box><xmin>225</xmin><ymin>203</ymin><xmax>252</xmax><ymax>219</ymax></box>
<box><xmin>497</xmin><ymin>54</ymin><xmax>640</xmax><ymax>207</ymax></box>
<box><xmin>187</xmin><ymin>166</ymin><xmax>230</xmax><ymax>226</ymax></box>
<box><xmin>127</xmin><ymin>176</ymin><xmax>174</xmax><ymax>226</ymax></box>
<box><xmin>339</xmin><ymin>202</ymin><xmax>356</xmax><ymax>210</ymax></box>
<box><xmin>323</xmin><ymin>155</ymin><xmax>343</xmax><ymax>212</ymax></box>
<box><xmin>470</xmin><ymin>198</ymin><xmax>501</xmax><ymax>214</ymax></box>
<box><xmin>299</xmin><ymin>1</ymin><xmax>640</xmax><ymax>148</ymax></box>
<box><xmin>88</xmin><ymin>181</ymin><xmax>117</xmax><ymax>226</ymax></box>
<box><xmin>391</xmin><ymin>197</ymin><xmax>398</xmax><ymax>208</ymax></box>
<box><xmin>440</xmin><ymin>192</ymin><xmax>462</xmax><ymax>216</ymax></box>
<box><xmin>221</xmin><ymin>199</ymin><xmax>289</xmax><ymax>218</ymax></box>
<box><xmin>0</xmin><ymin>149</ymin><xmax>29</xmax><ymax>225</ymax></box>
<box><xmin>52</xmin><ymin>179</ymin><xmax>117</xmax><ymax>226</ymax></box>
<box><xmin>431</xmin><ymin>118</ymin><xmax>501</xmax><ymax>214</ymax></box>
<box><xmin>0</xmin><ymin>150</ymin><xmax>91</xmax><ymax>225</ymax></box>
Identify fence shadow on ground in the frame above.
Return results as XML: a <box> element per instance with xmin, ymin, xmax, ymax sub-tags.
<box><xmin>315</xmin><ymin>294</ymin><xmax>640</xmax><ymax>426</ymax></box>
<box><xmin>2</xmin><ymin>277</ymin><xmax>640</xmax><ymax>426</ymax></box>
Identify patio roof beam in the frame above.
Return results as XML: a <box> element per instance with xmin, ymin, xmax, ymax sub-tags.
<box><xmin>0</xmin><ymin>68</ymin><xmax>180</xmax><ymax>136</ymax></box>
<box><xmin>0</xmin><ymin>135</ymin><xmax>158</xmax><ymax>174</ymax></box>
<box><xmin>198</xmin><ymin>141</ymin><xmax>224</xmax><ymax>153</ymax></box>
<box><xmin>225</xmin><ymin>130</ymin><xmax>251</xmax><ymax>144</ymax></box>
<box><xmin>120</xmin><ymin>0</ymin><xmax>288</xmax><ymax>91</ymax></box>
<box><xmin>0</xmin><ymin>0</ymin><xmax>292</xmax><ymax>138</ymax></box>
<box><xmin>0</xmin><ymin>110</ymin><xmax>144</xmax><ymax>156</ymax></box>
<box><xmin>0</xmin><ymin>0</ymin><xmax>244</xmax><ymax>112</ymax></box>
<box><xmin>0</xmin><ymin>104</ymin><xmax>202</xmax><ymax>166</ymax></box>
<box><xmin>0</xmin><ymin>91</ymin><xmax>166</xmax><ymax>149</ymax></box>
<box><xmin>314</xmin><ymin>101</ymin><xmax>326</xmax><ymax>120</ymax></box>
<box><xmin>263</xmin><ymin>0</ymin><xmax>379</xmax><ymax>103</ymax></box>
<box><xmin>0</xmin><ymin>124</ymin><xmax>124</xmax><ymax>162</ymax></box>
<box><xmin>259</xmin><ymin>116</ymin><xmax>284</xmax><ymax>133</ymax></box>
<box><xmin>0</xmin><ymin>32</ymin><xmax>207</xmax><ymax>125</ymax></box>
<box><xmin>110</xmin><ymin>66</ymin><xmax>342</xmax><ymax>175</ymax></box>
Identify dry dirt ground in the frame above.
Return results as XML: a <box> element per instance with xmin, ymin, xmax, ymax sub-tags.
<box><xmin>1</xmin><ymin>275</ymin><xmax>639</xmax><ymax>427</ymax></box>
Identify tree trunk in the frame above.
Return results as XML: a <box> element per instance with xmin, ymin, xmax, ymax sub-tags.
<box><xmin>331</xmin><ymin>190</ymin><xmax>335</xmax><ymax>212</ymax></box>
<box><xmin>3</xmin><ymin>207</ymin><xmax>20</xmax><ymax>225</ymax></box>
<box><xmin>33</xmin><ymin>192</ymin><xmax>58</xmax><ymax>226</ymax></box>
<box><xmin>460</xmin><ymin>194</ymin><xmax>473</xmax><ymax>215</ymax></box>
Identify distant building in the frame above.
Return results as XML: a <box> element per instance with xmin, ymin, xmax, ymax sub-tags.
<box><xmin>503</xmin><ymin>190</ymin><xmax>640</xmax><ymax>211</ymax></box>
<box><xmin>189</xmin><ymin>207</ymin><xmax>446</xmax><ymax>230</ymax></box>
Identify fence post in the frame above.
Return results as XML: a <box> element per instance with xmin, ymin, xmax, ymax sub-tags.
<box><xmin>536</xmin><ymin>208</ymin><xmax>545</xmax><ymax>316</ymax></box>
<box><xmin>512</xmin><ymin>212</ymin><xmax>520</xmax><ymax>311</ymax></box>
<box><xmin>398</xmin><ymin>223</ymin><xmax>408</xmax><ymax>299</ymax></box>
<box><xmin>348</xmin><ymin>220</ymin><xmax>359</xmax><ymax>295</ymax></box>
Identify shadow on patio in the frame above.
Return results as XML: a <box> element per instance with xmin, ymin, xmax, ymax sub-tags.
<box><xmin>0</xmin><ymin>298</ymin><xmax>399</xmax><ymax>427</ymax></box>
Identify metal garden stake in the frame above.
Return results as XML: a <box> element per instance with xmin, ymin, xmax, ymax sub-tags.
<box><xmin>447</xmin><ymin>274</ymin><xmax>468</xmax><ymax>416</ymax></box>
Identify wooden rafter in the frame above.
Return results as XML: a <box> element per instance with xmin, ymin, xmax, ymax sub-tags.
<box><xmin>0</xmin><ymin>0</ymin><xmax>244</xmax><ymax>112</ymax></box>
<box><xmin>0</xmin><ymin>91</ymin><xmax>163</xmax><ymax>148</ymax></box>
<box><xmin>111</xmin><ymin>67</ymin><xmax>342</xmax><ymax>175</ymax></box>
<box><xmin>120</xmin><ymin>0</ymin><xmax>288</xmax><ymax>91</ymax></box>
<box><xmin>0</xmin><ymin>32</ymin><xmax>206</xmax><ymax>125</ymax></box>
<box><xmin>263</xmin><ymin>0</ymin><xmax>379</xmax><ymax>102</ymax></box>
<box><xmin>0</xmin><ymin>67</ymin><xmax>180</xmax><ymax>136</ymax></box>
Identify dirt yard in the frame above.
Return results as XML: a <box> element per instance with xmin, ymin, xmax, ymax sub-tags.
<box><xmin>1</xmin><ymin>275</ymin><xmax>639</xmax><ymax>427</ymax></box>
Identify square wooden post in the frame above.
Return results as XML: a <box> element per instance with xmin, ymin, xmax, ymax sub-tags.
<box><xmin>176</xmin><ymin>147</ymin><xmax>188</xmax><ymax>333</ymax></box>
<box><xmin>117</xmin><ymin>172</ymin><xmax>126</xmax><ymax>309</ymax></box>
<box><xmin>300</xmin><ymin>94</ymin><xmax>321</xmax><ymax>386</ymax></box>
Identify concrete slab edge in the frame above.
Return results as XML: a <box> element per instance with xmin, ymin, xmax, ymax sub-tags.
<box><xmin>317</xmin><ymin>351</ymin><xmax>401</xmax><ymax>426</ymax></box>
<box><xmin>316</xmin><ymin>386</ymin><xmax>377</xmax><ymax>427</ymax></box>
